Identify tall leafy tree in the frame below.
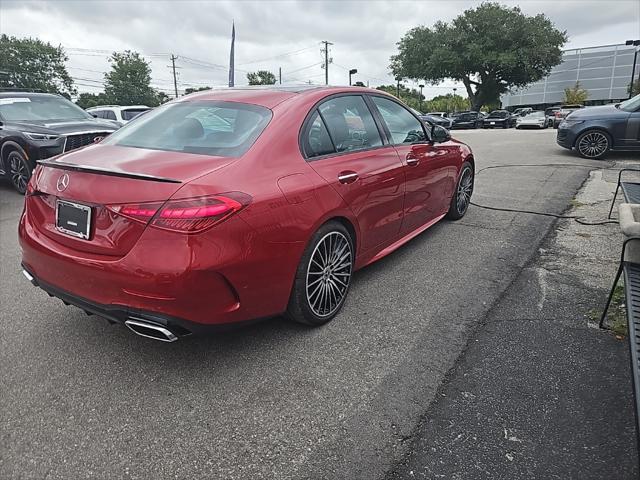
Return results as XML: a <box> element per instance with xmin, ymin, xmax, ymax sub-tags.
<box><xmin>424</xmin><ymin>94</ymin><xmax>470</xmax><ymax>113</ymax></box>
<box><xmin>391</xmin><ymin>3</ymin><xmax>567</xmax><ymax>111</ymax></box>
<box><xmin>247</xmin><ymin>70</ymin><xmax>276</xmax><ymax>85</ymax></box>
<box><xmin>104</xmin><ymin>51</ymin><xmax>161</xmax><ymax>106</ymax></box>
<box><xmin>376</xmin><ymin>84</ymin><xmax>424</xmax><ymax>111</ymax></box>
<box><xmin>0</xmin><ymin>34</ymin><xmax>75</xmax><ymax>96</ymax></box>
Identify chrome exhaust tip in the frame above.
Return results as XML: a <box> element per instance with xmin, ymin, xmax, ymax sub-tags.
<box><xmin>22</xmin><ymin>269</ymin><xmax>35</xmax><ymax>284</ymax></box>
<box><xmin>124</xmin><ymin>318</ymin><xmax>178</xmax><ymax>342</ymax></box>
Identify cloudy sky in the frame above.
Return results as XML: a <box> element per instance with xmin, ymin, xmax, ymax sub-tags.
<box><xmin>1</xmin><ymin>0</ymin><xmax>639</xmax><ymax>99</ymax></box>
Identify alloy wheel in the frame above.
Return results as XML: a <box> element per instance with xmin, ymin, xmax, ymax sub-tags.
<box><xmin>577</xmin><ymin>132</ymin><xmax>609</xmax><ymax>158</ymax></box>
<box><xmin>456</xmin><ymin>167</ymin><xmax>473</xmax><ymax>215</ymax></box>
<box><xmin>305</xmin><ymin>231</ymin><xmax>352</xmax><ymax>318</ymax></box>
<box><xmin>9</xmin><ymin>153</ymin><xmax>29</xmax><ymax>193</ymax></box>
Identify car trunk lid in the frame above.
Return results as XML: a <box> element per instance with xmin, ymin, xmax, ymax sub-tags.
<box><xmin>27</xmin><ymin>144</ymin><xmax>236</xmax><ymax>256</ymax></box>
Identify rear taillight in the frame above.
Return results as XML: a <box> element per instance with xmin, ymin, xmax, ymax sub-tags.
<box><xmin>107</xmin><ymin>193</ymin><xmax>250</xmax><ymax>234</ymax></box>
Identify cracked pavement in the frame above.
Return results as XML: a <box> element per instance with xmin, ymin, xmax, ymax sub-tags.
<box><xmin>386</xmin><ymin>152</ymin><xmax>639</xmax><ymax>479</ymax></box>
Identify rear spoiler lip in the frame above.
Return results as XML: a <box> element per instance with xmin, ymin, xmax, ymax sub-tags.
<box><xmin>36</xmin><ymin>159</ymin><xmax>182</xmax><ymax>184</ymax></box>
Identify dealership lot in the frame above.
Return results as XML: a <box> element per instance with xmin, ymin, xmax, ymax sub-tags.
<box><xmin>0</xmin><ymin>129</ymin><xmax>633</xmax><ymax>479</ymax></box>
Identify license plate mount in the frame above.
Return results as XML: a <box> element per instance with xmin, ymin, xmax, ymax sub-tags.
<box><xmin>56</xmin><ymin>200</ymin><xmax>92</xmax><ymax>240</ymax></box>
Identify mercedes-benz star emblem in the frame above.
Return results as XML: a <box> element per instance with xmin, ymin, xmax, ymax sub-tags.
<box><xmin>56</xmin><ymin>173</ymin><xmax>70</xmax><ymax>192</ymax></box>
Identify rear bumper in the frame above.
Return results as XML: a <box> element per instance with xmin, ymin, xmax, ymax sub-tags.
<box><xmin>21</xmin><ymin>266</ymin><xmax>258</xmax><ymax>335</ymax></box>
<box><xmin>19</xmin><ymin>208</ymin><xmax>301</xmax><ymax>327</ymax></box>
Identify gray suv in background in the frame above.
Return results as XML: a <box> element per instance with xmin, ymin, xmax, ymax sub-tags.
<box><xmin>556</xmin><ymin>94</ymin><xmax>640</xmax><ymax>159</ymax></box>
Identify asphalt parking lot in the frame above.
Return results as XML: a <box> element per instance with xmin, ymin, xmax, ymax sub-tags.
<box><xmin>0</xmin><ymin>128</ymin><xmax>633</xmax><ymax>479</ymax></box>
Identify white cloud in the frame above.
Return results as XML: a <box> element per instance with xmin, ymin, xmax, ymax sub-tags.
<box><xmin>1</xmin><ymin>0</ymin><xmax>638</xmax><ymax>100</ymax></box>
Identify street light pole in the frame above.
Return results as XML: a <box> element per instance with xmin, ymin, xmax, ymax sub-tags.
<box><xmin>419</xmin><ymin>84</ymin><xmax>424</xmax><ymax>112</ymax></box>
<box><xmin>626</xmin><ymin>39</ymin><xmax>640</xmax><ymax>98</ymax></box>
<box><xmin>349</xmin><ymin>68</ymin><xmax>357</xmax><ymax>86</ymax></box>
<box><xmin>452</xmin><ymin>87</ymin><xmax>457</xmax><ymax>113</ymax></box>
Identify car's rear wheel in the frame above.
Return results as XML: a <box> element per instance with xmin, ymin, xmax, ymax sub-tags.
<box><xmin>7</xmin><ymin>150</ymin><xmax>32</xmax><ymax>194</ymax></box>
<box><xmin>446</xmin><ymin>161</ymin><xmax>474</xmax><ymax>220</ymax></box>
<box><xmin>287</xmin><ymin>221</ymin><xmax>354</xmax><ymax>326</ymax></box>
<box><xmin>575</xmin><ymin>130</ymin><xmax>611</xmax><ymax>160</ymax></box>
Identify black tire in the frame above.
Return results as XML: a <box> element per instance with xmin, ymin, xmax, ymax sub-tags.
<box><xmin>446</xmin><ymin>161</ymin><xmax>474</xmax><ymax>220</ymax></box>
<box><xmin>286</xmin><ymin>221</ymin><xmax>354</xmax><ymax>326</ymax></box>
<box><xmin>575</xmin><ymin>130</ymin><xmax>611</xmax><ymax>160</ymax></box>
<box><xmin>6</xmin><ymin>149</ymin><xmax>32</xmax><ymax>194</ymax></box>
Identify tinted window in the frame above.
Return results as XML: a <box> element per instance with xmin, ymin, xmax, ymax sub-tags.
<box><xmin>90</xmin><ymin>110</ymin><xmax>104</xmax><ymax>118</ymax></box>
<box><xmin>488</xmin><ymin>111</ymin><xmax>509</xmax><ymax>118</ymax></box>
<box><xmin>103</xmin><ymin>110</ymin><xmax>117</xmax><ymax>121</ymax></box>
<box><xmin>122</xmin><ymin>108</ymin><xmax>150</xmax><ymax>120</ymax></box>
<box><xmin>371</xmin><ymin>96</ymin><xmax>426</xmax><ymax>144</ymax></box>
<box><xmin>304</xmin><ymin>111</ymin><xmax>335</xmax><ymax>158</ymax></box>
<box><xmin>318</xmin><ymin>95</ymin><xmax>382</xmax><ymax>153</ymax></box>
<box><xmin>102</xmin><ymin>101</ymin><xmax>272</xmax><ymax>157</ymax></box>
<box><xmin>0</xmin><ymin>96</ymin><xmax>92</xmax><ymax>121</ymax></box>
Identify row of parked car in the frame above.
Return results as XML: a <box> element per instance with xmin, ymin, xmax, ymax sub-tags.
<box><xmin>416</xmin><ymin>105</ymin><xmax>588</xmax><ymax>131</ymax></box>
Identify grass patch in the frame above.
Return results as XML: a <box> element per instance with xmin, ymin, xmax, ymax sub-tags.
<box><xmin>589</xmin><ymin>282</ymin><xmax>627</xmax><ymax>337</ymax></box>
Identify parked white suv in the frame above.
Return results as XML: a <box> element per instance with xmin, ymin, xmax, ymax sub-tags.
<box><xmin>86</xmin><ymin>105</ymin><xmax>151</xmax><ymax>125</ymax></box>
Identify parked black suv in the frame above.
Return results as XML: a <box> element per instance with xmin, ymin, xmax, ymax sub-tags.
<box><xmin>0</xmin><ymin>92</ymin><xmax>119</xmax><ymax>193</ymax></box>
<box><xmin>557</xmin><ymin>94</ymin><xmax>640</xmax><ymax>159</ymax></box>
<box><xmin>483</xmin><ymin>110</ymin><xmax>516</xmax><ymax>128</ymax></box>
<box><xmin>450</xmin><ymin>111</ymin><xmax>483</xmax><ymax>129</ymax></box>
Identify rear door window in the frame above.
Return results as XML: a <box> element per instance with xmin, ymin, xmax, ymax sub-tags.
<box><xmin>302</xmin><ymin>111</ymin><xmax>336</xmax><ymax>158</ymax></box>
<box><xmin>317</xmin><ymin>95</ymin><xmax>382</xmax><ymax>153</ymax></box>
<box><xmin>103</xmin><ymin>110</ymin><xmax>117</xmax><ymax>121</ymax></box>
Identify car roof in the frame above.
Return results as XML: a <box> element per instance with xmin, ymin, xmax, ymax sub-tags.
<box><xmin>87</xmin><ymin>105</ymin><xmax>150</xmax><ymax>110</ymax></box>
<box><xmin>178</xmin><ymin>85</ymin><xmax>385</xmax><ymax>109</ymax></box>
<box><xmin>0</xmin><ymin>92</ymin><xmax>61</xmax><ymax>99</ymax></box>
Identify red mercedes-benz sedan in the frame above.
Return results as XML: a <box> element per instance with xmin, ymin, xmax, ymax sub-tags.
<box><xmin>19</xmin><ymin>86</ymin><xmax>474</xmax><ymax>342</ymax></box>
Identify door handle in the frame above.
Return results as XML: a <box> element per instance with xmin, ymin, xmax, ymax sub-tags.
<box><xmin>338</xmin><ymin>172</ymin><xmax>359</xmax><ymax>184</ymax></box>
<box><xmin>406</xmin><ymin>154</ymin><xmax>420</xmax><ymax>166</ymax></box>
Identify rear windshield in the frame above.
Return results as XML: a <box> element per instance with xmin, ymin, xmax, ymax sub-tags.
<box><xmin>0</xmin><ymin>95</ymin><xmax>92</xmax><ymax>122</ymax></box>
<box><xmin>525</xmin><ymin>111</ymin><xmax>545</xmax><ymax>118</ymax></box>
<box><xmin>456</xmin><ymin>113</ymin><xmax>476</xmax><ymax>120</ymax></box>
<box><xmin>488</xmin><ymin>111</ymin><xmax>508</xmax><ymax>118</ymax></box>
<box><xmin>102</xmin><ymin>101</ymin><xmax>272</xmax><ymax>157</ymax></box>
<box><xmin>122</xmin><ymin>108</ymin><xmax>150</xmax><ymax>120</ymax></box>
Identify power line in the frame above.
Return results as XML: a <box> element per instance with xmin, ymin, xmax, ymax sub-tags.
<box><xmin>238</xmin><ymin>45</ymin><xmax>316</xmax><ymax>66</ymax></box>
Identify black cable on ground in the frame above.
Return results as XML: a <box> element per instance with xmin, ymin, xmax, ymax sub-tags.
<box><xmin>471</xmin><ymin>161</ymin><xmax>628</xmax><ymax>226</ymax></box>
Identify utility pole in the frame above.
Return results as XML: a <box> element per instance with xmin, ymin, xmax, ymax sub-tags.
<box><xmin>279</xmin><ymin>67</ymin><xmax>282</xmax><ymax>85</ymax></box>
<box><xmin>170</xmin><ymin>54</ymin><xmax>179</xmax><ymax>98</ymax></box>
<box><xmin>321</xmin><ymin>41</ymin><xmax>333</xmax><ymax>85</ymax></box>
<box><xmin>396</xmin><ymin>77</ymin><xmax>401</xmax><ymax>97</ymax></box>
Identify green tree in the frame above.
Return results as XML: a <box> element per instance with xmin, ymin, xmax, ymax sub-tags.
<box><xmin>0</xmin><ymin>34</ymin><xmax>75</xmax><ymax>96</ymax></box>
<box><xmin>391</xmin><ymin>3</ymin><xmax>567</xmax><ymax>111</ymax></box>
<box><xmin>424</xmin><ymin>94</ymin><xmax>470</xmax><ymax>113</ymax></box>
<box><xmin>376</xmin><ymin>84</ymin><xmax>424</xmax><ymax>111</ymax></box>
<box><xmin>563</xmin><ymin>81</ymin><xmax>588</xmax><ymax>104</ymax></box>
<box><xmin>76</xmin><ymin>92</ymin><xmax>109</xmax><ymax>109</ymax></box>
<box><xmin>628</xmin><ymin>79</ymin><xmax>640</xmax><ymax>97</ymax></box>
<box><xmin>104</xmin><ymin>51</ymin><xmax>162</xmax><ymax>106</ymax></box>
<box><xmin>247</xmin><ymin>70</ymin><xmax>276</xmax><ymax>85</ymax></box>
<box><xmin>184</xmin><ymin>86</ymin><xmax>212</xmax><ymax>95</ymax></box>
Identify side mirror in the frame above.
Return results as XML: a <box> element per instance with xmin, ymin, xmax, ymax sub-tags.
<box><xmin>90</xmin><ymin>113</ymin><xmax>99</xmax><ymax>118</ymax></box>
<box><xmin>431</xmin><ymin>124</ymin><xmax>451</xmax><ymax>143</ymax></box>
